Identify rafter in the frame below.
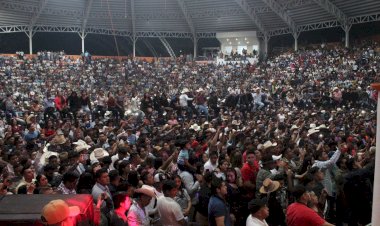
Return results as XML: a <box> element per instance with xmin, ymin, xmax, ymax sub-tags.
<box><xmin>312</xmin><ymin>0</ymin><xmax>348</xmax><ymax>26</ymax></box>
<box><xmin>234</xmin><ymin>0</ymin><xmax>267</xmax><ymax>35</ymax></box>
<box><xmin>82</xmin><ymin>0</ymin><xmax>94</xmax><ymax>31</ymax></box>
<box><xmin>29</xmin><ymin>0</ymin><xmax>48</xmax><ymax>28</ymax></box>
<box><xmin>176</xmin><ymin>0</ymin><xmax>195</xmax><ymax>35</ymax></box>
<box><xmin>130</xmin><ymin>0</ymin><xmax>136</xmax><ymax>34</ymax></box>
<box><xmin>261</xmin><ymin>0</ymin><xmax>297</xmax><ymax>31</ymax></box>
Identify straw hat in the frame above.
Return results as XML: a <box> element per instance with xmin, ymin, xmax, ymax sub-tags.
<box><xmin>51</xmin><ymin>134</ymin><xmax>67</xmax><ymax>145</ymax></box>
<box><xmin>259</xmin><ymin>178</ymin><xmax>280</xmax><ymax>194</ymax></box>
<box><xmin>263</xmin><ymin>141</ymin><xmax>277</xmax><ymax>150</ymax></box>
<box><xmin>89</xmin><ymin>148</ymin><xmax>109</xmax><ymax>161</ymax></box>
<box><xmin>231</xmin><ymin>120</ymin><xmax>241</xmax><ymax>126</ymax></box>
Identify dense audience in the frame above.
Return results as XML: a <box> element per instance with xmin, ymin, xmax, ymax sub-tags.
<box><xmin>0</xmin><ymin>40</ymin><xmax>379</xmax><ymax>226</ymax></box>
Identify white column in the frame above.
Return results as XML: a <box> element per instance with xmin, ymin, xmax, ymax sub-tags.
<box><xmin>132</xmin><ymin>37</ymin><xmax>136</xmax><ymax>58</ymax></box>
<box><xmin>264</xmin><ymin>35</ymin><xmax>269</xmax><ymax>55</ymax></box>
<box><xmin>78</xmin><ymin>31</ymin><xmax>87</xmax><ymax>53</ymax></box>
<box><xmin>371</xmin><ymin>83</ymin><xmax>380</xmax><ymax>225</ymax></box>
<box><xmin>193</xmin><ymin>36</ymin><xmax>198</xmax><ymax>58</ymax></box>
<box><xmin>344</xmin><ymin>24</ymin><xmax>351</xmax><ymax>48</ymax></box>
<box><xmin>28</xmin><ymin>29</ymin><xmax>34</xmax><ymax>55</ymax></box>
<box><xmin>293</xmin><ymin>32</ymin><xmax>300</xmax><ymax>52</ymax></box>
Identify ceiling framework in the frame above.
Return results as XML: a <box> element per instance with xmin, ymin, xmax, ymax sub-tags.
<box><xmin>0</xmin><ymin>0</ymin><xmax>379</xmax><ymax>41</ymax></box>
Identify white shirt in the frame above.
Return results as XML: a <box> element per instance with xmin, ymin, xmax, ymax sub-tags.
<box><xmin>204</xmin><ymin>159</ymin><xmax>218</xmax><ymax>173</ymax></box>
<box><xmin>246</xmin><ymin>215</ymin><xmax>269</xmax><ymax>226</ymax></box>
<box><xmin>157</xmin><ymin>196</ymin><xmax>184</xmax><ymax>226</ymax></box>
<box><xmin>179</xmin><ymin>94</ymin><xmax>193</xmax><ymax>107</ymax></box>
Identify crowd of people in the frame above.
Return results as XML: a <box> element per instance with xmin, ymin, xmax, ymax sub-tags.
<box><xmin>0</xmin><ymin>39</ymin><xmax>379</xmax><ymax>226</ymax></box>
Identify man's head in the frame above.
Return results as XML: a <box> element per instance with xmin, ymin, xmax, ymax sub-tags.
<box><xmin>109</xmin><ymin>170</ymin><xmax>120</xmax><ymax>187</ymax></box>
<box><xmin>95</xmin><ymin>168</ymin><xmax>110</xmax><ymax>186</ymax></box>
<box><xmin>248</xmin><ymin>197</ymin><xmax>269</xmax><ymax>220</ymax></box>
<box><xmin>62</xmin><ymin>171</ymin><xmax>79</xmax><ymax>190</ymax></box>
<box><xmin>141</xmin><ymin>171</ymin><xmax>154</xmax><ymax>186</ymax></box>
<box><xmin>292</xmin><ymin>185</ymin><xmax>311</xmax><ymax>204</ymax></box>
<box><xmin>162</xmin><ymin>180</ymin><xmax>178</xmax><ymax>198</ymax></box>
<box><xmin>246</xmin><ymin>150</ymin><xmax>256</xmax><ymax>166</ymax></box>
<box><xmin>41</xmin><ymin>199</ymin><xmax>80</xmax><ymax>226</ymax></box>
<box><xmin>211</xmin><ymin>176</ymin><xmax>227</xmax><ymax>197</ymax></box>
<box><xmin>209</xmin><ymin>151</ymin><xmax>218</xmax><ymax>165</ymax></box>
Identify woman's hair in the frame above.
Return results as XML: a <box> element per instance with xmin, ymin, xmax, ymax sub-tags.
<box><xmin>226</xmin><ymin>167</ymin><xmax>237</xmax><ymax>183</ymax></box>
<box><xmin>173</xmin><ymin>175</ymin><xmax>184</xmax><ymax>189</ymax></box>
<box><xmin>230</xmin><ymin>151</ymin><xmax>243</xmax><ymax>168</ymax></box>
<box><xmin>35</xmin><ymin>174</ymin><xmax>45</xmax><ymax>187</ymax></box>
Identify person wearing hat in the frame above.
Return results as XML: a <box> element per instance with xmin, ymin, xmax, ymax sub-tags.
<box><xmin>179</xmin><ymin>88</ymin><xmax>194</xmax><ymax>120</ymax></box>
<box><xmin>127</xmin><ymin>185</ymin><xmax>156</xmax><ymax>226</ymax></box>
<box><xmin>41</xmin><ymin>199</ymin><xmax>80</xmax><ymax>226</ymax></box>
<box><xmin>255</xmin><ymin>154</ymin><xmax>276</xmax><ymax>196</ymax></box>
<box><xmin>286</xmin><ymin>185</ymin><xmax>334</xmax><ymax>226</ymax></box>
<box><xmin>246</xmin><ymin>197</ymin><xmax>269</xmax><ymax>226</ymax></box>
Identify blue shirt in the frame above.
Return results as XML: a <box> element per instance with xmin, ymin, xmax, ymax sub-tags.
<box><xmin>208</xmin><ymin>195</ymin><xmax>232</xmax><ymax>226</ymax></box>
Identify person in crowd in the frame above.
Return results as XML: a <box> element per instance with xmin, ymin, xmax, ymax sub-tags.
<box><xmin>208</xmin><ymin>176</ymin><xmax>233</xmax><ymax>226</ymax></box>
<box><xmin>286</xmin><ymin>185</ymin><xmax>334</xmax><ymax>226</ymax></box>
<box><xmin>246</xmin><ymin>197</ymin><xmax>269</xmax><ymax>226</ymax></box>
<box><xmin>157</xmin><ymin>180</ymin><xmax>186</xmax><ymax>226</ymax></box>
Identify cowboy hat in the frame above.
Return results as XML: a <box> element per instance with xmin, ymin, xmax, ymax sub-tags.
<box><xmin>181</xmin><ymin>88</ymin><xmax>190</xmax><ymax>94</ymax></box>
<box><xmin>135</xmin><ymin>185</ymin><xmax>156</xmax><ymax>197</ymax></box>
<box><xmin>51</xmin><ymin>134</ymin><xmax>67</xmax><ymax>145</ymax></box>
<box><xmin>231</xmin><ymin>120</ymin><xmax>241</xmax><ymax>126</ymax></box>
<box><xmin>40</xmin><ymin>151</ymin><xmax>58</xmax><ymax>166</ymax></box>
<box><xmin>259</xmin><ymin>178</ymin><xmax>280</xmax><ymax>194</ymax></box>
<box><xmin>75</xmin><ymin>143</ymin><xmax>91</xmax><ymax>153</ymax></box>
<box><xmin>307</xmin><ymin>128</ymin><xmax>320</xmax><ymax>136</ymax></box>
<box><xmin>316</xmin><ymin>124</ymin><xmax>329</xmax><ymax>131</ymax></box>
<box><xmin>206</xmin><ymin>128</ymin><xmax>216</xmax><ymax>133</ymax></box>
<box><xmin>333</xmin><ymin>87</ymin><xmax>339</xmax><ymax>91</ymax></box>
<box><xmin>196</xmin><ymin>88</ymin><xmax>204</xmax><ymax>92</ymax></box>
<box><xmin>263</xmin><ymin>141</ymin><xmax>277</xmax><ymax>150</ymax></box>
<box><xmin>272</xmin><ymin>154</ymin><xmax>282</xmax><ymax>161</ymax></box>
<box><xmin>290</xmin><ymin>125</ymin><xmax>299</xmax><ymax>131</ymax></box>
<box><xmin>89</xmin><ymin>148</ymin><xmax>109</xmax><ymax>161</ymax></box>
<box><xmin>189</xmin><ymin>123</ymin><xmax>201</xmax><ymax>132</ymax></box>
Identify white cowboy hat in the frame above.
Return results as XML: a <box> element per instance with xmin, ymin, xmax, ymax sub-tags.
<box><xmin>189</xmin><ymin>123</ymin><xmax>201</xmax><ymax>132</ymax></box>
<box><xmin>90</xmin><ymin>148</ymin><xmax>109</xmax><ymax>161</ymax></box>
<box><xmin>181</xmin><ymin>88</ymin><xmax>190</xmax><ymax>94</ymax></box>
<box><xmin>316</xmin><ymin>124</ymin><xmax>329</xmax><ymax>130</ymax></box>
<box><xmin>263</xmin><ymin>141</ymin><xmax>277</xmax><ymax>150</ymax></box>
<box><xmin>231</xmin><ymin>120</ymin><xmax>241</xmax><ymax>126</ymax></box>
<box><xmin>75</xmin><ymin>143</ymin><xmax>91</xmax><ymax>153</ymax></box>
<box><xmin>307</xmin><ymin>128</ymin><xmax>320</xmax><ymax>136</ymax></box>
<box><xmin>272</xmin><ymin>154</ymin><xmax>282</xmax><ymax>161</ymax></box>
<box><xmin>196</xmin><ymin>88</ymin><xmax>204</xmax><ymax>92</ymax></box>
<box><xmin>290</xmin><ymin>125</ymin><xmax>299</xmax><ymax>131</ymax></box>
<box><xmin>40</xmin><ymin>151</ymin><xmax>58</xmax><ymax>166</ymax></box>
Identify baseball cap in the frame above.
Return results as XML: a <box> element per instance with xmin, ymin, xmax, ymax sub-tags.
<box><xmin>41</xmin><ymin>199</ymin><xmax>80</xmax><ymax>225</ymax></box>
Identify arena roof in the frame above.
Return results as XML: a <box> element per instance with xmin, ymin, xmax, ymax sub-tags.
<box><xmin>0</xmin><ymin>0</ymin><xmax>379</xmax><ymax>40</ymax></box>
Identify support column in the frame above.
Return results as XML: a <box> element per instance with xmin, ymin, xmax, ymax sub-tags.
<box><xmin>343</xmin><ymin>23</ymin><xmax>352</xmax><ymax>48</ymax></box>
<box><xmin>26</xmin><ymin>29</ymin><xmax>34</xmax><ymax>55</ymax></box>
<box><xmin>132</xmin><ymin>37</ymin><xmax>137</xmax><ymax>58</ymax></box>
<box><xmin>371</xmin><ymin>83</ymin><xmax>380</xmax><ymax>226</ymax></box>
<box><xmin>293</xmin><ymin>32</ymin><xmax>300</xmax><ymax>52</ymax></box>
<box><xmin>263</xmin><ymin>35</ymin><xmax>269</xmax><ymax>56</ymax></box>
<box><xmin>193</xmin><ymin>36</ymin><xmax>198</xmax><ymax>58</ymax></box>
<box><xmin>79</xmin><ymin>31</ymin><xmax>87</xmax><ymax>53</ymax></box>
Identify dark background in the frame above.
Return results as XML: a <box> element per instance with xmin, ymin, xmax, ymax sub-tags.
<box><xmin>0</xmin><ymin>21</ymin><xmax>379</xmax><ymax>57</ymax></box>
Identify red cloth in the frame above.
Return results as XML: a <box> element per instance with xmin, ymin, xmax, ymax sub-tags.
<box><xmin>286</xmin><ymin>202</ymin><xmax>326</xmax><ymax>226</ymax></box>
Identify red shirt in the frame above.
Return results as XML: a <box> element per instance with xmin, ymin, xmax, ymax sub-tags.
<box><xmin>241</xmin><ymin>162</ymin><xmax>259</xmax><ymax>183</ymax></box>
<box><xmin>286</xmin><ymin>202</ymin><xmax>325</xmax><ymax>226</ymax></box>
